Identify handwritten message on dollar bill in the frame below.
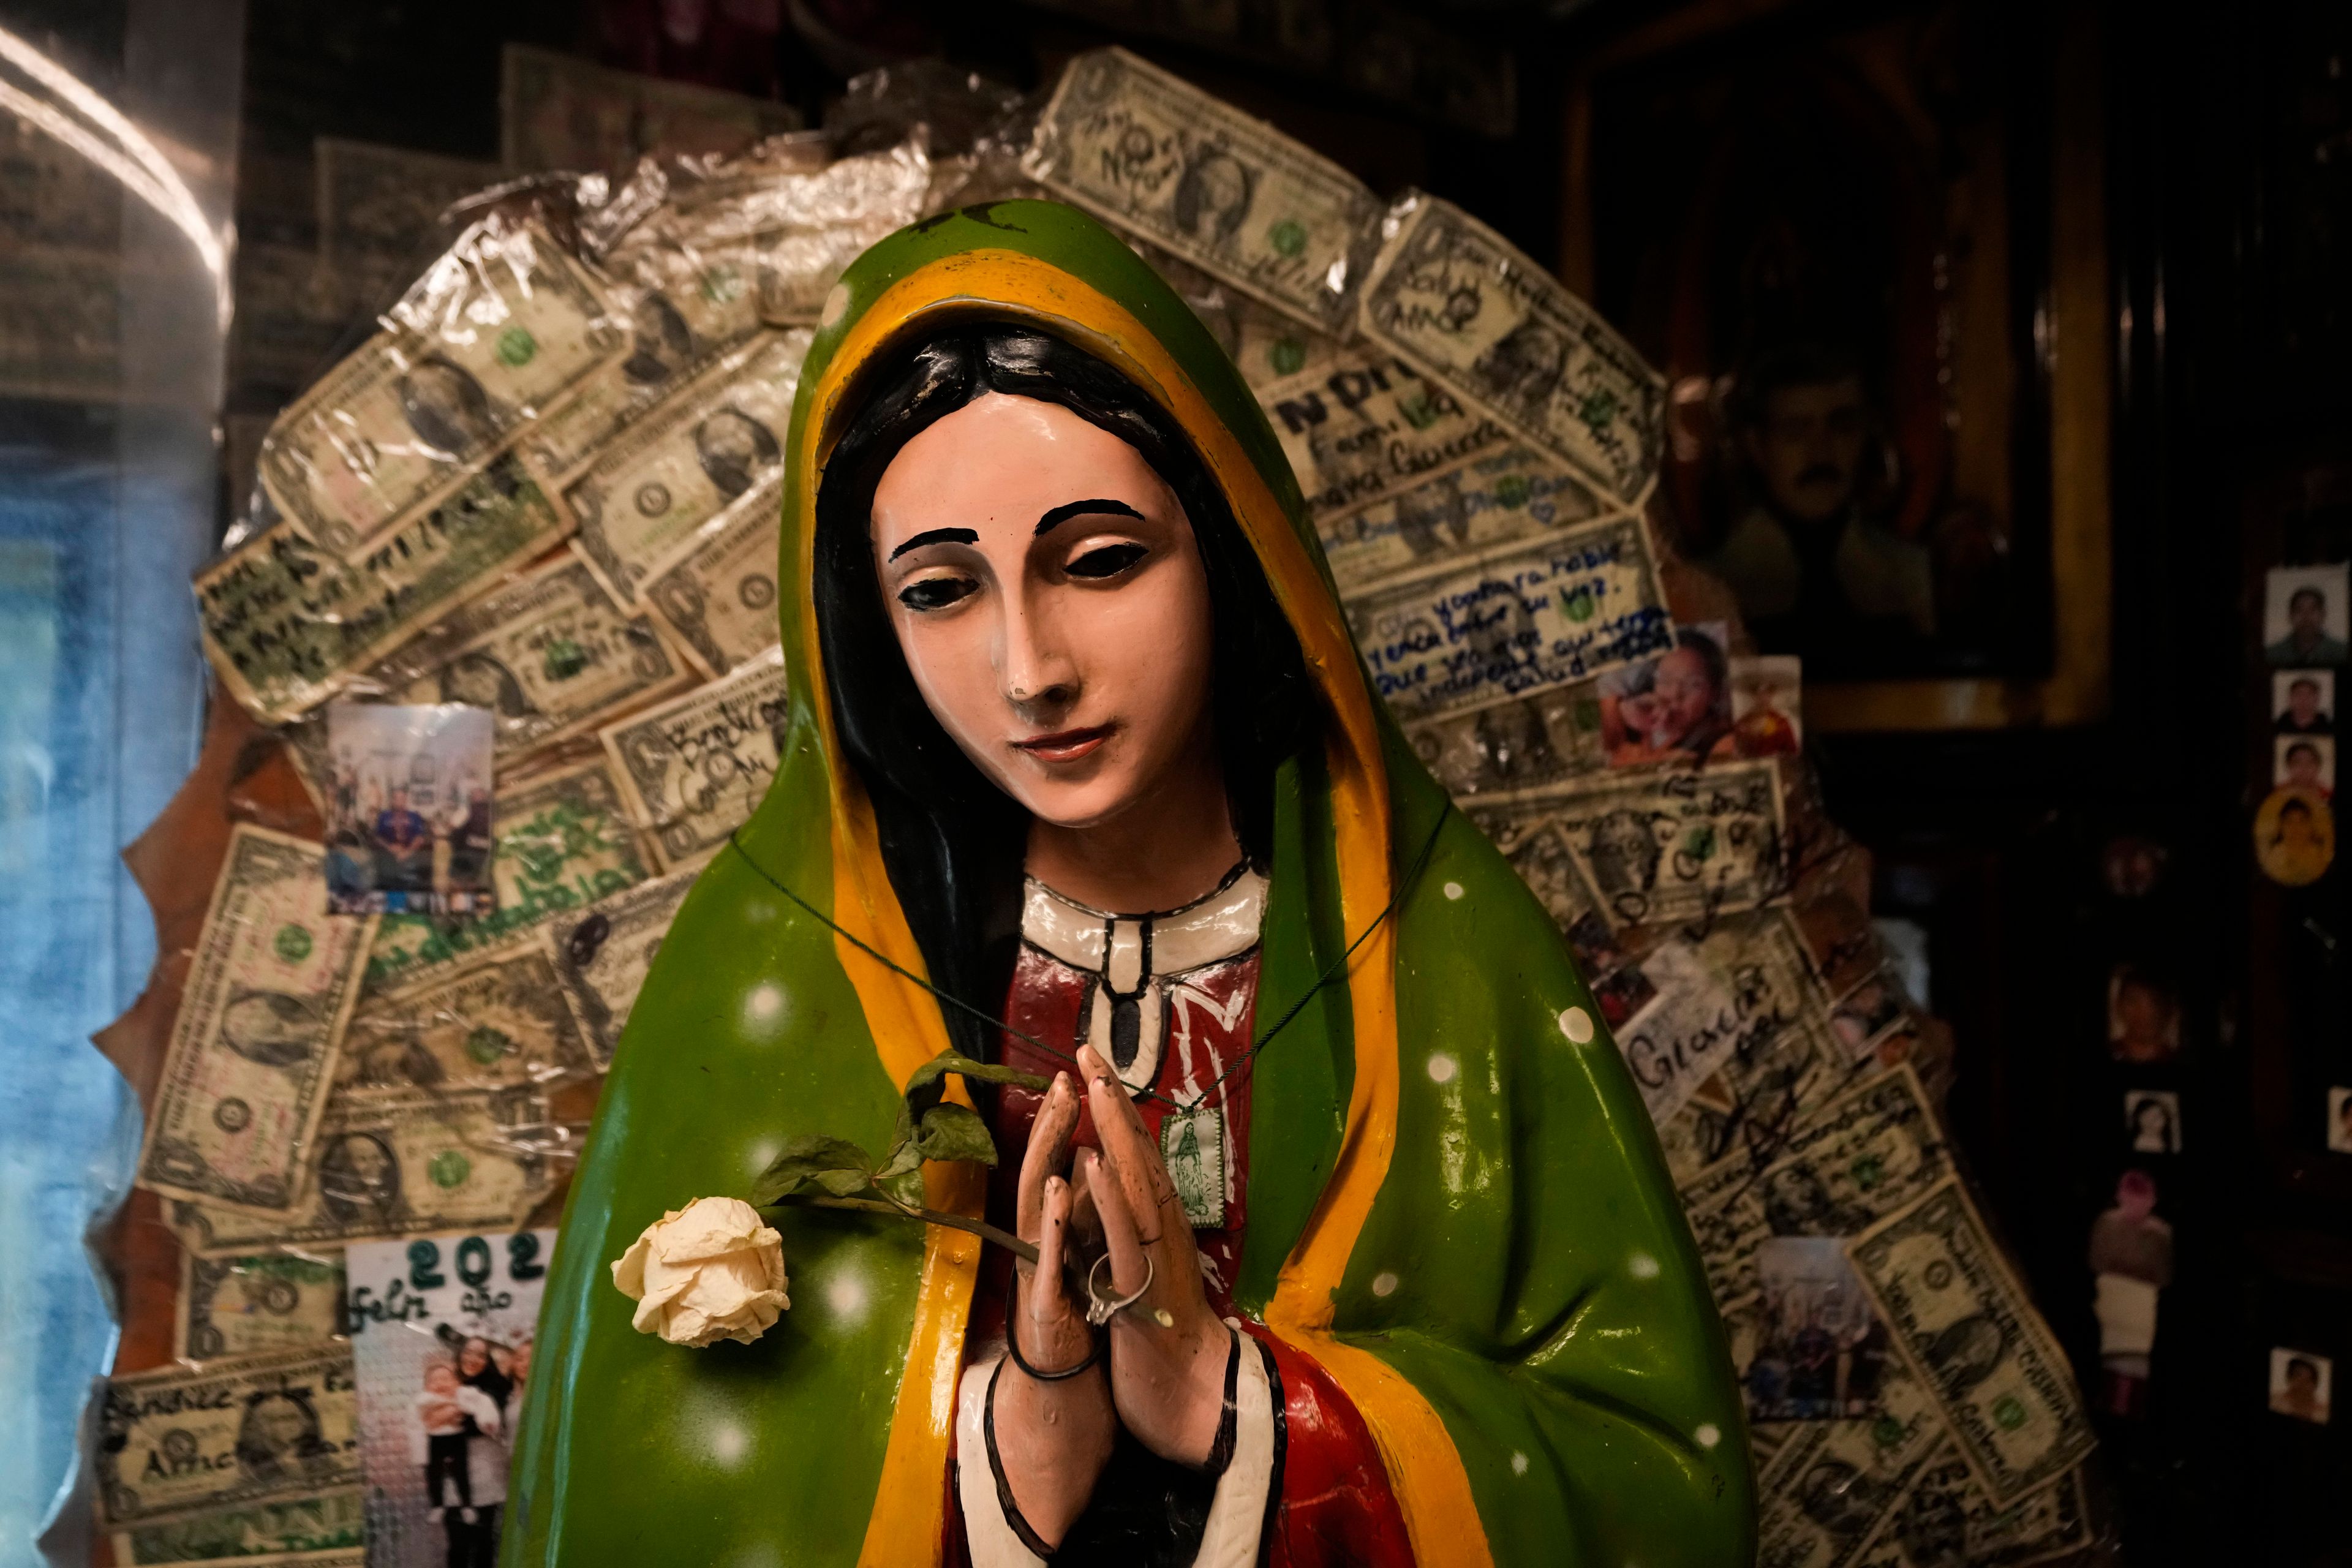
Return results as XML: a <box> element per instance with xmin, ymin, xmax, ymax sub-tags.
<box><xmin>1028</xmin><ymin>48</ymin><xmax>1380</xmax><ymax>331</ymax></box>
<box><xmin>1261</xmin><ymin>348</ymin><xmax>1513</xmax><ymax>526</ymax></box>
<box><xmin>137</xmin><ymin>827</ymin><xmax>377</xmax><ymax>1215</ymax></box>
<box><xmin>197</xmin><ymin>458</ymin><xmax>571</xmax><ymax>725</ymax></box>
<box><xmin>304</xmin><ymin>548</ymin><xmax>692</xmax><ymax>769</ymax></box>
<box><xmin>1358</xmin><ymin>197</ymin><xmax>1662</xmax><ymax>507</ymax></box>
<box><xmin>96</xmin><ymin>1348</ymin><xmax>361</xmax><ymax>1528</ymax></box>
<box><xmin>367</xmin><ymin>757</ymin><xmax>653</xmax><ymax>990</ymax></box>
<box><xmin>600</xmin><ymin>647</ymin><xmax>788</xmax><ymax>869</ymax></box>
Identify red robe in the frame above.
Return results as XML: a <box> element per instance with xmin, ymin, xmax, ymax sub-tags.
<box><xmin>949</xmin><ymin>869</ymin><xmax>1412</xmax><ymax>1567</ymax></box>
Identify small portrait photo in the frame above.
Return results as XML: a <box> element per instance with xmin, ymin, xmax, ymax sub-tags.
<box><xmin>2275</xmin><ymin>734</ymin><xmax>2336</xmax><ymax>797</ymax></box>
<box><xmin>2269</xmin><ymin>1348</ymin><xmax>2332</xmax><ymax>1425</ymax></box>
<box><xmin>2263</xmin><ymin>564</ymin><xmax>2351</xmax><ymax>667</ymax></box>
<box><xmin>2101</xmin><ymin>835</ymin><xmax>2169</xmax><ymax>899</ymax></box>
<box><xmin>2255</xmin><ymin>786</ymin><xmax>2336</xmax><ymax>887</ymax></box>
<box><xmin>2089</xmin><ymin>1169</ymin><xmax>2173</xmax><ymax>1382</ymax></box>
<box><xmin>1599</xmin><ymin>622</ymin><xmax>1736</xmax><ymax>767</ymax></box>
<box><xmin>2327</xmin><ymin>1086</ymin><xmax>2352</xmax><ymax>1155</ymax></box>
<box><xmin>2274</xmin><ymin>669</ymin><xmax>2336</xmax><ymax>734</ymax></box>
<box><xmin>323</xmin><ymin>703</ymin><xmax>496</xmax><ymax>917</ymax></box>
<box><xmin>1743</xmin><ymin>1236</ymin><xmax>1890</xmax><ymax>1422</ymax></box>
<box><xmin>2107</xmin><ymin>965</ymin><xmax>2180</xmax><ymax>1065</ymax></box>
<box><xmin>1831</xmin><ymin>976</ymin><xmax>1905</xmax><ymax>1060</ymax></box>
<box><xmin>2124</xmin><ymin>1089</ymin><xmax>2182</xmax><ymax>1155</ymax></box>
<box><xmin>1728</xmin><ymin>655</ymin><xmax>1804</xmax><ymax>758</ymax></box>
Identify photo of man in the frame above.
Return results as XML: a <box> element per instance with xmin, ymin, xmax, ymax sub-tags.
<box><xmin>2328</xmin><ymin>1087</ymin><xmax>2352</xmax><ymax>1155</ymax></box>
<box><xmin>1694</xmin><ymin>343</ymin><xmax>1936</xmax><ymax>669</ymax></box>
<box><xmin>2108</xmin><ymin>965</ymin><xmax>2181</xmax><ymax>1065</ymax></box>
<box><xmin>2268</xmin><ymin>1349</ymin><xmax>2332</xmax><ymax>1425</ymax></box>
<box><xmin>2263</xmin><ymin>565</ymin><xmax>2351</xmax><ymax>666</ymax></box>
<box><xmin>2274</xmin><ymin>670</ymin><xmax>2335</xmax><ymax>733</ymax></box>
<box><xmin>2275</xmin><ymin>735</ymin><xmax>2335</xmax><ymax>797</ymax></box>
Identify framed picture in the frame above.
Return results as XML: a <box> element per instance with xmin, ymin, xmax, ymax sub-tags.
<box><xmin>1561</xmin><ymin>0</ymin><xmax>2110</xmax><ymax>729</ymax></box>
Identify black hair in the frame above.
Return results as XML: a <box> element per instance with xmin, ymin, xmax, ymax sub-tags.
<box><xmin>2288</xmin><ymin>741</ymin><xmax>2321</xmax><ymax>764</ymax></box>
<box><xmin>1675</xmin><ymin>625</ymin><xmax>1729</xmax><ymax>695</ymax></box>
<box><xmin>812</xmin><ymin>322</ymin><xmax>1314</xmax><ymax>1058</ymax></box>
<box><xmin>1730</xmin><ymin>339</ymin><xmax>1865</xmax><ymax>431</ymax></box>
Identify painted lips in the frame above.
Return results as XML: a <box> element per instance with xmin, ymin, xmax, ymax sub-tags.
<box><xmin>1012</xmin><ymin>725</ymin><xmax>1113</xmax><ymax>764</ymax></box>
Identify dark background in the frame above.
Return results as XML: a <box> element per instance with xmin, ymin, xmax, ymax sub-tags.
<box><xmin>9</xmin><ymin>0</ymin><xmax>2350</xmax><ymax>1560</ymax></box>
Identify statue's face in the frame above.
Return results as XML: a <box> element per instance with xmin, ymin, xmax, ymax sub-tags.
<box><xmin>871</xmin><ymin>392</ymin><xmax>1217</xmax><ymax>832</ymax></box>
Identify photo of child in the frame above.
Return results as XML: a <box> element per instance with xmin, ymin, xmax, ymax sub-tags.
<box><xmin>1599</xmin><ymin>623</ymin><xmax>1736</xmax><ymax>767</ymax></box>
<box><xmin>416</xmin><ymin>1359</ymin><xmax>500</xmax><ymax>1531</ymax></box>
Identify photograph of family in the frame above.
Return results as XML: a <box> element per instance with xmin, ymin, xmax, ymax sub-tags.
<box><xmin>347</xmin><ymin>1231</ymin><xmax>552</xmax><ymax>1568</ymax></box>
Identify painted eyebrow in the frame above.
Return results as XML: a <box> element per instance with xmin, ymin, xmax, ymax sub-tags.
<box><xmin>886</xmin><ymin>526</ymin><xmax>979</xmax><ymax>561</ymax></box>
<box><xmin>1035</xmin><ymin>498</ymin><xmax>1145</xmax><ymax>537</ymax></box>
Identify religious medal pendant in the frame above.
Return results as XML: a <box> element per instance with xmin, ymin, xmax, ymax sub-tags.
<box><xmin>1159</xmin><ymin>1102</ymin><xmax>1227</xmax><ymax>1230</ymax></box>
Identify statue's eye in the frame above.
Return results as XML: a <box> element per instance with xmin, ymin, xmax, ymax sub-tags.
<box><xmin>898</xmin><ymin>574</ymin><xmax>977</xmax><ymax>611</ymax></box>
<box><xmin>1065</xmin><ymin>542</ymin><xmax>1148</xmax><ymax>581</ymax></box>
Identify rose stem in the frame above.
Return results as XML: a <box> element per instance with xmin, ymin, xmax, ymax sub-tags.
<box><xmin>802</xmin><ymin>1194</ymin><xmax>1041</xmax><ymax>1267</ymax></box>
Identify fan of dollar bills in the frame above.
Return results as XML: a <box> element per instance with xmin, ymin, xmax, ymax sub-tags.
<box><xmin>96</xmin><ymin>45</ymin><xmax>2106</xmax><ymax>1568</ymax></box>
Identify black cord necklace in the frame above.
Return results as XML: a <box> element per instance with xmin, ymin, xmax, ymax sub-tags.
<box><xmin>722</xmin><ymin>805</ymin><xmax>1449</xmax><ymax>1114</ymax></box>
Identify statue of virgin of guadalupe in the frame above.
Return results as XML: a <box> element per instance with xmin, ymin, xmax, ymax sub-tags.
<box><xmin>504</xmin><ymin>199</ymin><xmax>1754</xmax><ymax>1567</ymax></box>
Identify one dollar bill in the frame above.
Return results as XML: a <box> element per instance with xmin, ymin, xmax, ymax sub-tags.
<box><xmin>1678</xmin><ymin>1065</ymin><xmax>1948</xmax><ymax>1306</ymax></box>
<box><xmin>95</xmin><ymin>1348</ymin><xmax>360</xmax><ymax>1528</ymax></box>
<box><xmin>565</xmin><ymin>328</ymin><xmax>811</xmax><ymax>604</ymax></box>
<box><xmin>1261</xmin><ymin>348</ymin><xmax>1515</xmax><ymax>528</ymax></box>
<box><xmin>114</xmin><ymin>1488</ymin><xmax>364</xmax><ymax>1564</ymax></box>
<box><xmin>1357</xmin><ymin>195</ymin><xmax>1663</xmax><ymax>508</ymax></box>
<box><xmin>136</xmin><ymin>827</ymin><xmax>378</xmax><ymax>1214</ymax></box>
<box><xmin>164</xmin><ymin>1088</ymin><xmax>556</xmax><ymax>1256</ymax></box>
<box><xmin>1466</xmin><ymin>760</ymin><xmax>1787</xmax><ymax>932</ymax></box>
<box><xmin>291</xmin><ymin>546</ymin><xmax>694</xmax><ymax>771</ymax></box>
<box><xmin>1754</xmin><ymin>1355</ymin><xmax>1947</xmax><ymax>1568</ymax></box>
<box><xmin>259</xmin><ymin>221</ymin><xmax>619</xmax><ymax>559</ymax></box>
<box><xmin>338</xmin><ymin>943</ymin><xmax>592</xmax><ymax>1097</ymax></box>
<box><xmin>1343</xmin><ymin>512</ymin><xmax>1672</xmax><ymax>723</ymax></box>
<box><xmin>196</xmin><ymin>456</ymin><xmax>573</xmax><ymax>725</ymax></box>
<box><xmin>640</xmin><ymin>472</ymin><xmax>785</xmax><ymax>676</ymax></box>
<box><xmin>548</xmin><ymin>865</ymin><xmax>700</xmax><ymax>1066</ymax></box>
<box><xmin>600</xmin><ymin>647</ymin><xmax>788</xmax><ymax>869</ymax></box>
<box><xmin>1846</xmin><ymin>1180</ymin><xmax>2096</xmax><ymax>1504</ymax></box>
<box><xmin>176</xmin><ymin>1250</ymin><xmax>346</xmax><ymax>1362</ymax></box>
<box><xmin>1315</xmin><ymin>441</ymin><xmax>1604</xmax><ymax>598</ymax></box>
<box><xmin>1027</xmin><ymin>48</ymin><xmax>1380</xmax><ymax>333</ymax></box>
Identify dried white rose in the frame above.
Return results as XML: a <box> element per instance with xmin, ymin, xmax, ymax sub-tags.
<box><xmin>611</xmin><ymin>1196</ymin><xmax>790</xmax><ymax>1348</ymax></box>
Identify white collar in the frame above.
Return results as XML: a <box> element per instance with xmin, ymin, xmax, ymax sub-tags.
<box><xmin>1021</xmin><ymin>864</ymin><xmax>1267</xmax><ymax>989</ymax></box>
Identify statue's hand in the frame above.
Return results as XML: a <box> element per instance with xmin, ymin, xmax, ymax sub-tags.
<box><xmin>1078</xmin><ymin>1045</ymin><xmax>1234</xmax><ymax>1469</ymax></box>
<box><xmin>992</xmin><ymin>1070</ymin><xmax>1115</xmax><ymax>1546</ymax></box>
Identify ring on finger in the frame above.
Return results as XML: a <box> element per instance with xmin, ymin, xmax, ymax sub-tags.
<box><xmin>1084</xmin><ymin>1252</ymin><xmax>1156</xmax><ymax>1327</ymax></box>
